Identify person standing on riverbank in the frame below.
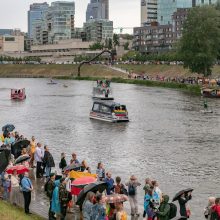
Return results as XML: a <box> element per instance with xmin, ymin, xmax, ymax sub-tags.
<box><xmin>21</xmin><ymin>172</ymin><xmax>33</xmax><ymax>214</ymax></box>
<box><xmin>125</xmin><ymin>175</ymin><xmax>141</xmax><ymax>217</ymax></box>
<box><xmin>59</xmin><ymin>153</ymin><xmax>67</xmax><ymax>172</ymax></box>
<box><xmin>178</xmin><ymin>192</ymin><xmax>192</xmax><ymax>219</ymax></box>
<box><xmin>96</xmin><ymin>162</ymin><xmax>105</xmax><ymax>181</ymax></box>
<box><xmin>104</xmin><ymin>172</ymin><xmax>114</xmax><ymax>195</ymax></box>
<box><xmin>43</xmin><ymin>146</ymin><xmax>55</xmax><ymax>178</ymax></box>
<box><xmin>70</xmin><ymin>153</ymin><xmax>80</xmax><ymax>165</ymax></box>
<box><xmin>35</xmin><ymin>143</ymin><xmax>43</xmax><ymax>178</ymax></box>
<box><xmin>29</xmin><ymin>136</ymin><xmax>36</xmax><ymax>168</ymax></box>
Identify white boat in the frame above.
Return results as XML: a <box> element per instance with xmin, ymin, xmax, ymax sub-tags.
<box><xmin>92</xmin><ymin>87</ymin><xmax>114</xmax><ymax>100</ymax></box>
<box><xmin>200</xmin><ymin>109</ymin><xmax>213</xmax><ymax>114</ymax></box>
<box><xmin>90</xmin><ymin>100</ymin><xmax>129</xmax><ymax>123</ymax></box>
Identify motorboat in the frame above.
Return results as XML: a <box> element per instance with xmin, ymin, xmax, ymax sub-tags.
<box><xmin>89</xmin><ymin>100</ymin><xmax>129</xmax><ymax>122</ymax></box>
<box><xmin>92</xmin><ymin>87</ymin><xmax>114</xmax><ymax>100</ymax></box>
<box><xmin>92</xmin><ymin>79</ymin><xmax>114</xmax><ymax>100</ymax></box>
<box><xmin>201</xmin><ymin>88</ymin><xmax>220</xmax><ymax>98</ymax></box>
<box><xmin>11</xmin><ymin>88</ymin><xmax>26</xmax><ymax>100</ymax></box>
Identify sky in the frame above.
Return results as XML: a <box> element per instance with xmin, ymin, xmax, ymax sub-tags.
<box><xmin>0</xmin><ymin>0</ymin><xmax>140</xmax><ymax>34</ymax></box>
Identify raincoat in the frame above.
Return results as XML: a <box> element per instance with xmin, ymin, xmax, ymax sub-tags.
<box><xmin>51</xmin><ymin>180</ymin><xmax>61</xmax><ymax>214</ymax></box>
<box><xmin>156</xmin><ymin>195</ymin><xmax>170</xmax><ymax>220</ymax></box>
<box><xmin>144</xmin><ymin>191</ymin><xmax>160</xmax><ymax>218</ymax></box>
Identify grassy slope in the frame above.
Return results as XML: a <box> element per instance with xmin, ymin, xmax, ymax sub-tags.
<box><xmin>0</xmin><ymin>64</ymin><xmax>126</xmax><ymax>78</ymax></box>
<box><xmin>117</xmin><ymin>64</ymin><xmax>220</xmax><ymax>77</ymax></box>
<box><xmin>0</xmin><ymin>201</ymin><xmax>45</xmax><ymax>220</ymax></box>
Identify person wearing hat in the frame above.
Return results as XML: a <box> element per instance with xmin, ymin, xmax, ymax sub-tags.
<box><xmin>45</xmin><ymin>173</ymin><xmax>56</xmax><ymax>220</ymax></box>
<box><xmin>125</xmin><ymin>175</ymin><xmax>141</xmax><ymax>217</ymax></box>
<box><xmin>125</xmin><ymin>175</ymin><xmax>141</xmax><ymax>216</ymax></box>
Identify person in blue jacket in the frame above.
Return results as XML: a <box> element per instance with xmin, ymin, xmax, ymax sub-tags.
<box><xmin>104</xmin><ymin>172</ymin><xmax>114</xmax><ymax>195</ymax></box>
<box><xmin>51</xmin><ymin>179</ymin><xmax>61</xmax><ymax>218</ymax></box>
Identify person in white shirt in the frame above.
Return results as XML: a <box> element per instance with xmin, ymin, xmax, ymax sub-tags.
<box><xmin>34</xmin><ymin>143</ymin><xmax>43</xmax><ymax>178</ymax></box>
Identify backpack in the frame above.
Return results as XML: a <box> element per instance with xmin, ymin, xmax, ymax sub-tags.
<box><xmin>210</xmin><ymin>210</ymin><xmax>220</xmax><ymax>220</ymax></box>
<box><xmin>168</xmin><ymin>203</ymin><xmax>177</xmax><ymax>219</ymax></box>
<box><xmin>128</xmin><ymin>184</ymin><xmax>136</xmax><ymax>196</ymax></box>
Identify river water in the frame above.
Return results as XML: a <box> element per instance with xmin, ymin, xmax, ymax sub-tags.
<box><xmin>0</xmin><ymin>78</ymin><xmax>220</xmax><ymax>219</ymax></box>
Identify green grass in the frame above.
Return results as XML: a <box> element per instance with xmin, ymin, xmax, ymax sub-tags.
<box><xmin>0</xmin><ymin>200</ymin><xmax>45</xmax><ymax>220</ymax></box>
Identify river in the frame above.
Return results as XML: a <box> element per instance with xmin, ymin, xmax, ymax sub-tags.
<box><xmin>0</xmin><ymin>78</ymin><xmax>220</xmax><ymax>219</ymax></box>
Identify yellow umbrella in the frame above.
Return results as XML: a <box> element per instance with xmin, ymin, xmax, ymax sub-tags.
<box><xmin>0</xmin><ymin>134</ymin><xmax>4</xmax><ymax>142</ymax></box>
<box><xmin>69</xmin><ymin>170</ymin><xmax>97</xmax><ymax>179</ymax></box>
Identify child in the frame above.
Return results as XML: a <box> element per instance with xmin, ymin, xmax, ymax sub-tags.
<box><xmin>96</xmin><ymin>162</ymin><xmax>105</xmax><ymax>181</ymax></box>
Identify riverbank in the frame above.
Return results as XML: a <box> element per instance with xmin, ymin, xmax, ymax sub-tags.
<box><xmin>0</xmin><ymin>64</ymin><xmax>202</xmax><ymax>95</ymax></box>
<box><xmin>0</xmin><ymin>200</ymin><xmax>45</xmax><ymax>220</ymax></box>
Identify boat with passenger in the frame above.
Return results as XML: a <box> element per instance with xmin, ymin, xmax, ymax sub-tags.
<box><xmin>89</xmin><ymin>100</ymin><xmax>129</xmax><ymax>122</ymax></box>
<box><xmin>201</xmin><ymin>87</ymin><xmax>220</xmax><ymax>98</ymax></box>
<box><xmin>11</xmin><ymin>88</ymin><xmax>26</xmax><ymax>100</ymax></box>
<box><xmin>92</xmin><ymin>79</ymin><xmax>114</xmax><ymax>100</ymax></box>
<box><xmin>47</xmin><ymin>79</ymin><xmax>57</xmax><ymax>85</ymax></box>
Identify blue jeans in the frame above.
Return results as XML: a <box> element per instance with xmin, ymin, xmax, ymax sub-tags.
<box><xmin>45</xmin><ymin>166</ymin><xmax>51</xmax><ymax>177</ymax></box>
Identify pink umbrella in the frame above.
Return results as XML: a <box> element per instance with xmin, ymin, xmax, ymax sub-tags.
<box><xmin>6</xmin><ymin>165</ymin><xmax>29</xmax><ymax>174</ymax></box>
<box><xmin>72</xmin><ymin>176</ymin><xmax>97</xmax><ymax>188</ymax></box>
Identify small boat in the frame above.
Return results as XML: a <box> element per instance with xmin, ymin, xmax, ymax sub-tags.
<box><xmin>90</xmin><ymin>100</ymin><xmax>129</xmax><ymax>122</ymax></box>
<box><xmin>63</xmin><ymin>84</ymin><xmax>68</xmax><ymax>88</ymax></box>
<box><xmin>201</xmin><ymin>88</ymin><xmax>220</xmax><ymax>98</ymax></box>
<box><xmin>11</xmin><ymin>88</ymin><xmax>26</xmax><ymax>100</ymax></box>
<box><xmin>200</xmin><ymin>109</ymin><xmax>213</xmax><ymax>114</ymax></box>
<box><xmin>47</xmin><ymin>79</ymin><xmax>57</xmax><ymax>85</ymax></box>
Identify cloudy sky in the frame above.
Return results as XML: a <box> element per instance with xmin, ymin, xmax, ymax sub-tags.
<box><xmin>0</xmin><ymin>0</ymin><xmax>140</xmax><ymax>33</ymax></box>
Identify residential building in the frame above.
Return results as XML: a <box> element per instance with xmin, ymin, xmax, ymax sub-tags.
<box><xmin>84</xmin><ymin>19</ymin><xmax>113</xmax><ymax>42</ymax></box>
<box><xmin>47</xmin><ymin>1</ymin><xmax>75</xmax><ymax>44</ymax></box>
<box><xmin>157</xmin><ymin>0</ymin><xmax>192</xmax><ymax>25</ymax></box>
<box><xmin>0</xmin><ymin>29</ymin><xmax>14</xmax><ymax>36</ymax></box>
<box><xmin>31</xmin><ymin>1</ymin><xmax>75</xmax><ymax>45</ymax></box>
<box><xmin>86</xmin><ymin>0</ymin><xmax>109</xmax><ymax>21</ymax></box>
<box><xmin>133</xmin><ymin>24</ymin><xmax>173</xmax><ymax>53</ymax></box>
<box><xmin>0</xmin><ymin>35</ymin><xmax>24</xmax><ymax>52</ymax></box>
<box><xmin>28</xmin><ymin>2</ymin><xmax>49</xmax><ymax>38</ymax></box>
<box><xmin>141</xmin><ymin>0</ymin><xmax>158</xmax><ymax>26</ymax></box>
<box><xmin>195</xmin><ymin>0</ymin><xmax>217</xmax><ymax>5</ymax></box>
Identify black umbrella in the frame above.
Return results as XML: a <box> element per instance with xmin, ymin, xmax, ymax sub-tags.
<box><xmin>76</xmin><ymin>181</ymin><xmax>107</xmax><ymax>206</ymax></box>
<box><xmin>11</xmin><ymin>139</ymin><xmax>30</xmax><ymax>159</ymax></box>
<box><xmin>2</xmin><ymin>124</ymin><xmax>15</xmax><ymax>132</ymax></box>
<box><xmin>14</xmin><ymin>154</ymin><xmax>30</xmax><ymax>165</ymax></box>
<box><xmin>0</xmin><ymin>148</ymin><xmax>11</xmax><ymax>173</ymax></box>
<box><xmin>172</xmin><ymin>188</ymin><xmax>194</xmax><ymax>202</ymax></box>
<box><xmin>63</xmin><ymin>163</ymin><xmax>82</xmax><ymax>172</ymax></box>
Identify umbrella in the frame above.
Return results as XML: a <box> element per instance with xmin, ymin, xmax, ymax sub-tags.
<box><xmin>104</xmin><ymin>194</ymin><xmax>128</xmax><ymax>204</ymax></box>
<box><xmin>14</xmin><ymin>155</ymin><xmax>30</xmax><ymax>165</ymax></box>
<box><xmin>6</xmin><ymin>165</ymin><xmax>29</xmax><ymax>174</ymax></box>
<box><xmin>72</xmin><ymin>176</ymin><xmax>97</xmax><ymax>188</ymax></box>
<box><xmin>63</xmin><ymin>163</ymin><xmax>82</xmax><ymax>172</ymax></box>
<box><xmin>172</xmin><ymin>188</ymin><xmax>194</xmax><ymax>202</ymax></box>
<box><xmin>11</xmin><ymin>139</ymin><xmax>30</xmax><ymax>159</ymax></box>
<box><xmin>69</xmin><ymin>170</ymin><xmax>97</xmax><ymax>179</ymax></box>
<box><xmin>0</xmin><ymin>148</ymin><xmax>11</xmax><ymax>173</ymax></box>
<box><xmin>2</xmin><ymin>124</ymin><xmax>15</xmax><ymax>132</ymax></box>
<box><xmin>76</xmin><ymin>181</ymin><xmax>108</xmax><ymax>206</ymax></box>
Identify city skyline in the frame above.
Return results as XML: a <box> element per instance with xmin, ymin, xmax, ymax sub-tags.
<box><xmin>0</xmin><ymin>0</ymin><xmax>140</xmax><ymax>34</ymax></box>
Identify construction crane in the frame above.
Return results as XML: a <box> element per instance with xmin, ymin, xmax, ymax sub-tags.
<box><xmin>113</xmin><ymin>27</ymin><xmax>133</xmax><ymax>34</ymax></box>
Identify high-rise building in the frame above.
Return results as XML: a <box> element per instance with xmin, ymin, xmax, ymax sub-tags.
<box><xmin>47</xmin><ymin>1</ymin><xmax>75</xmax><ymax>44</ymax></box>
<box><xmin>28</xmin><ymin>2</ymin><xmax>49</xmax><ymax>38</ymax></box>
<box><xmin>86</xmin><ymin>0</ymin><xmax>109</xmax><ymax>21</ymax></box>
<box><xmin>141</xmin><ymin>0</ymin><xmax>158</xmax><ymax>26</ymax></box>
<box><xmin>84</xmin><ymin>19</ymin><xmax>113</xmax><ymax>42</ymax></box>
<box><xmin>31</xmin><ymin>1</ymin><xmax>75</xmax><ymax>45</ymax></box>
<box><xmin>157</xmin><ymin>0</ymin><xmax>192</xmax><ymax>25</ymax></box>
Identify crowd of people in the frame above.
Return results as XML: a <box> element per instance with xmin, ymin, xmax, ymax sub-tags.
<box><xmin>1</xmin><ymin>130</ymin><xmax>220</xmax><ymax>220</ymax></box>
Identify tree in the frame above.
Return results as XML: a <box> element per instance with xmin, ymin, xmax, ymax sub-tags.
<box><xmin>89</xmin><ymin>42</ymin><xmax>104</xmax><ymax>50</ymax></box>
<box><xmin>123</xmin><ymin>42</ymin><xmax>129</xmax><ymax>50</ymax></box>
<box><xmin>178</xmin><ymin>6</ymin><xmax>220</xmax><ymax>76</ymax></box>
<box><xmin>113</xmin><ymin>34</ymin><xmax>119</xmax><ymax>48</ymax></box>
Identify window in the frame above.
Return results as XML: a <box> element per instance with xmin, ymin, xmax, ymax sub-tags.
<box><xmin>93</xmin><ymin>103</ymin><xmax>99</xmax><ymax>111</ymax></box>
<box><xmin>100</xmin><ymin>105</ymin><xmax>111</xmax><ymax>114</ymax></box>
